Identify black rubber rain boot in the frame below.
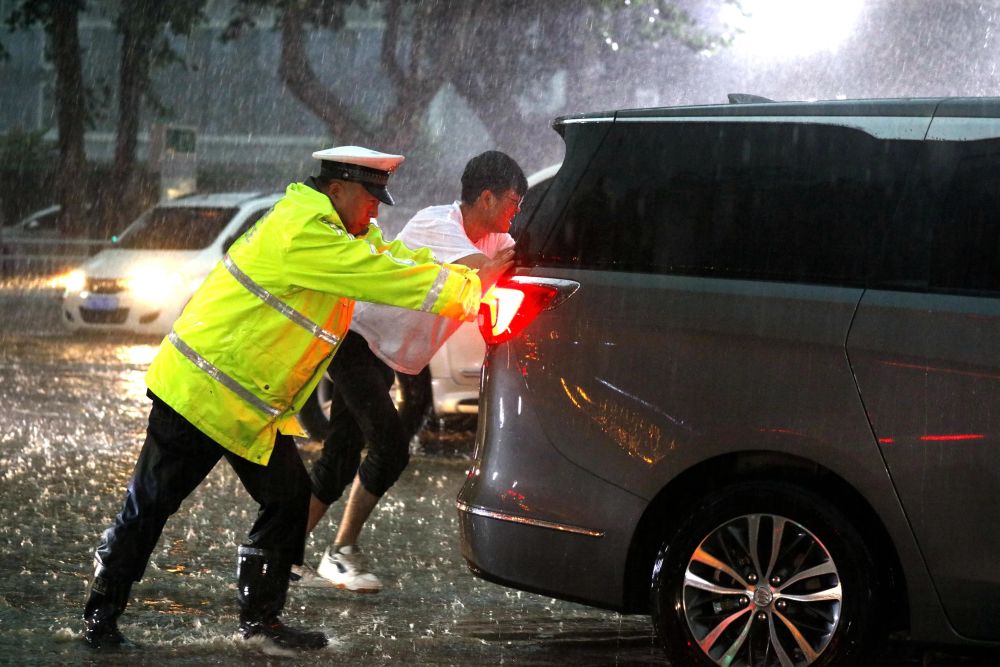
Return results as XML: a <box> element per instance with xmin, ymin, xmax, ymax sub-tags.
<box><xmin>82</xmin><ymin>568</ymin><xmax>132</xmax><ymax>649</ymax></box>
<box><xmin>236</xmin><ymin>546</ymin><xmax>328</xmax><ymax>651</ymax></box>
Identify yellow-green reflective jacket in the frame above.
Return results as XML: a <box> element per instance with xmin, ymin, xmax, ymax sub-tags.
<box><xmin>145</xmin><ymin>181</ymin><xmax>481</xmax><ymax>465</ymax></box>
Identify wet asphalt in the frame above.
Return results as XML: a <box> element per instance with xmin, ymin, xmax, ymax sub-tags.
<box><xmin>0</xmin><ymin>285</ymin><xmax>997</xmax><ymax>666</ymax></box>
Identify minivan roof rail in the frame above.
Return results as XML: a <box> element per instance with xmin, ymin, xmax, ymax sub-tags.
<box><xmin>728</xmin><ymin>93</ymin><xmax>775</xmax><ymax>104</ymax></box>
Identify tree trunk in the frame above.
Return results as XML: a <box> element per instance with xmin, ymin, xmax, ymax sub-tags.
<box><xmin>276</xmin><ymin>2</ymin><xmax>443</xmax><ymax>154</ymax></box>
<box><xmin>377</xmin><ymin>0</ymin><xmax>445</xmax><ymax>150</ymax></box>
<box><xmin>109</xmin><ymin>13</ymin><xmax>149</xmax><ymax>231</ymax></box>
<box><xmin>278</xmin><ymin>4</ymin><xmax>375</xmax><ymax>145</ymax></box>
<box><xmin>47</xmin><ymin>1</ymin><xmax>87</xmax><ymax>237</ymax></box>
<box><xmin>104</xmin><ymin>4</ymin><xmax>148</xmax><ymax>237</ymax></box>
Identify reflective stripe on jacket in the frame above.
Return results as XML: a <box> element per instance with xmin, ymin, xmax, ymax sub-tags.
<box><xmin>145</xmin><ymin>181</ymin><xmax>481</xmax><ymax>465</ymax></box>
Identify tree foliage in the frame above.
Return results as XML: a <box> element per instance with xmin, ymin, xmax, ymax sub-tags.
<box><xmin>5</xmin><ymin>0</ymin><xmax>89</xmax><ymax>234</ymax></box>
<box><xmin>0</xmin><ymin>129</ymin><xmax>57</xmax><ymax>225</ymax></box>
<box><xmin>2</xmin><ymin>0</ymin><xmax>208</xmax><ymax>234</ymax></box>
<box><xmin>1</xmin><ymin>0</ymin><xmax>735</xmax><ymax>228</ymax></box>
<box><xmin>224</xmin><ymin>0</ymin><xmax>732</xmax><ymax>187</ymax></box>
<box><xmin>104</xmin><ymin>0</ymin><xmax>208</xmax><ymax>232</ymax></box>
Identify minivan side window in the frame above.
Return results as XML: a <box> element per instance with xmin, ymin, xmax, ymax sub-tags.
<box><xmin>514</xmin><ymin>121</ymin><xmax>610</xmax><ymax>260</ymax></box>
<box><xmin>875</xmin><ymin>138</ymin><xmax>1000</xmax><ymax>297</ymax></box>
<box><xmin>927</xmin><ymin>141</ymin><xmax>1000</xmax><ymax>294</ymax></box>
<box><xmin>537</xmin><ymin>121</ymin><xmax>919</xmax><ymax>287</ymax></box>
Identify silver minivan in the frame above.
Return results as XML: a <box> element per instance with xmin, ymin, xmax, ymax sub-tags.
<box><xmin>458</xmin><ymin>97</ymin><xmax>1000</xmax><ymax>666</ymax></box>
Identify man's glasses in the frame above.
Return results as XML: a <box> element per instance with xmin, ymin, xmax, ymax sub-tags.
<box><xmin>501</xmin><ymin>193</ymin><xmax>524</xmax><ymax>212</ymax></box>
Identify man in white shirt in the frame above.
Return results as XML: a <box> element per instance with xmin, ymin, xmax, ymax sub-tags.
<box><xmin>292</xmin><ymin>151</ymin><xmax>525</xmax><ymax>591</ymax></box>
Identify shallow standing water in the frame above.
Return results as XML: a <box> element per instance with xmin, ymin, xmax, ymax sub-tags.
<box><xmin>0</xmin><ymin>285</ymin><xmax>996</xmax><ymax>666</ymax></box>
<box><xmin>0</xmin><ymin>287</ymin><xmax>663</xmax><ymax>666</ymax></box>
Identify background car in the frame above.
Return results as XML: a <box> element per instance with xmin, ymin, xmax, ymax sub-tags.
<box><xmin>61</xmin><ymin>191</ymin><xmax>279</xmax><ymax>335</ymax></box>
<box><xmin>458</xmin><ymin>97</ymin><xmax>1000</xmax><ymax>666</ymax></box>
<box><xmin>297</xmin><ymin>166</ymin><xmax>560</xmax><ymax>444</ymax></box>
<box><xmin>0</xmin><ymin>204</ymin><xmax>103</xmax><ymax>276</ymax></box>
<box><xmin>6</xmin><ymin>205</ymin><xmax>62</xmax><ymax>235</ymax></box>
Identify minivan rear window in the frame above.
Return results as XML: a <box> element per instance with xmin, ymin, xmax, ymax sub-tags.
<box><xmin>117</xmin><ymin>207</ymin><xmax>239</xmax><ymax>250</ymax></box>
<box><xmin>536</xmin><ymin>121</ymin><xmax>919</xmax><ymax>287</ymax></box>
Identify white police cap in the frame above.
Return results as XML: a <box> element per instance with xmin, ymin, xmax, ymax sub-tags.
<box><xmin>313</xmin><ymin>146</ymin><xmax>404</xmax><ymax>206</ymax></box>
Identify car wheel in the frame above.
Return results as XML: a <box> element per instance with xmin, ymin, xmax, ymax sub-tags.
<box><xmin>650</xmin><ymin>481</ymin><xmax>880</xmax><ymax>667</ymax></box>
<box><xmin>297</xmin><ymin>367</ymin><xmax>433</xmax><ymax>443</ymax></box>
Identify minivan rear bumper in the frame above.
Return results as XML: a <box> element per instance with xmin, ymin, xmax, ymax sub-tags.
<box><xmin>456</xmin><ymin>349</ymin><xmax>648</xmax><ymax>610</ymax></box>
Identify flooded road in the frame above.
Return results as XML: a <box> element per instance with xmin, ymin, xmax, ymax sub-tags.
<box><xmin>0</xmin><ymin>287</ymin><xmax>663</xmax><ymax>666</ymax></box>
<box><xmin>0</xmin><ymin>287</ymin><xmax>996</xmax><ymax>666</ymax></box>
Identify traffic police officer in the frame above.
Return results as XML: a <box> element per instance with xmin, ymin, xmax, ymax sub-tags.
<box><xmin>82</xmin><ymin>146</ymin><xmax>484</xmax><ymax>652</ymax></box>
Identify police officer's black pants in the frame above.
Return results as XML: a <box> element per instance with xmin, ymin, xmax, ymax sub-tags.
<box><xmin>94</xmin><ymin>393</ymin><xmax>311</xmax><ymax>583</ymax></box>
<box><xmin>310</xmin><ymin>330</ymin><xmax>410</xmax><ymax>503</ymax></box>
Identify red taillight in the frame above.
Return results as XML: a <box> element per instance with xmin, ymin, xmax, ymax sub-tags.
<box><xmin>478</xmin><ymin>278</ymin><xmax>559</xmax><ymax>345</ymax></box>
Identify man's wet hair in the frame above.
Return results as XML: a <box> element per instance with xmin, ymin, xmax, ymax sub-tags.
<box><xmin>460</xmin><ymin>151</ymin><xmax>527</xmax><ymax>204</ymax></box>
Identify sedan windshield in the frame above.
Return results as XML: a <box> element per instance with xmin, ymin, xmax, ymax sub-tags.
<box><xmin>116</xmin><ymin>206</ymin><xmax>238</xmax><ymax>250</ymax></box>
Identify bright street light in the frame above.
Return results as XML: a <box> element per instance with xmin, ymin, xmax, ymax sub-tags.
<box><xmin>723</xmin><ymin>0</ymin><xmax>864</xmax><ymax>59</ymax></box>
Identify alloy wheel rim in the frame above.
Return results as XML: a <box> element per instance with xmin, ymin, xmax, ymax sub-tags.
<box><xmin>681</xmin><ymin>513</ymin><xmax>842</xmax><ymax>667</ymax></box>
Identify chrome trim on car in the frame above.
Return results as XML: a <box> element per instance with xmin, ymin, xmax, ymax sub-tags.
<box><xmin>615</xmin><ymin>114</ymin><xmax>932</xmax><ymax>140</ymax></box>
<box><xmin>926</xmin><ymin>116</ymin><xmax>1000</xmax><ymax>141</ymax></box>
<box><xmin>559</xmin><ymin>117</ymin><xmax>615</xmax><ymax>124</ymax></box>
<box><xmin>456</xmin><ymin>500</ymin><xmax>605</xmax><ymax>538</ymax></box>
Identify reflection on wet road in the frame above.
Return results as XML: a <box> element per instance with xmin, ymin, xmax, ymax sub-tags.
<box><xmin>0</xmin><ymin>295</ymin><xmax>662</xmax><ymax>665</ymax></box>
<box><xmin>0</xmin><ymin>291</ymin><xmax>996</xmax><ymax>665</ymax></box>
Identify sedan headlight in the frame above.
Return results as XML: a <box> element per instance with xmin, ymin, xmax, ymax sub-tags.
<box><xmin>63</xmin><ymin>269</ymin><xmax>86</xmax><ymax>294</ymax></box>
<box><xmin>126</xmin><ymin>264</ymin><xmax>185</xmax><ymax>304</ymax></box>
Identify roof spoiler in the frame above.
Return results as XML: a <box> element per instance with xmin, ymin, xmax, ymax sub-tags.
<box><xmin>727</xmin><ymin>93</ymin><xmax>775</xmax><ymax>104</ymax></box>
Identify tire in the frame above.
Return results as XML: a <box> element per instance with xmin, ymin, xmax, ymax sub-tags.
<box><xmin>297</xmin><ymin>367</ymin><xmax>433</xmax><ymax>443</ymax></box>
<box><xmin>650</xmin><ymin>481</ymin><xmax>881</xmax><ymax>667</ymax></box>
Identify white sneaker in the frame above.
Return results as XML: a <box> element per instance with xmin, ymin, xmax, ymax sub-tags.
<box><xmin>289</xmin><ymin>562</ymin><xmax>335</xmax><ymax>588</ymax></box>
<box><xmin>316</xmin><ymin>545</ymin><xmax>382</xmax><ymax>593</ymax></box>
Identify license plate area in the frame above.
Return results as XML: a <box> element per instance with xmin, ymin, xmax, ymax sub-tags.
<box><xmin>84</xmin><ymin>294</ymin><xmax>119</xmax><ymax>311</ymax></box>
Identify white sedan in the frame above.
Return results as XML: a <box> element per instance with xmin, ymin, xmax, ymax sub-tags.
<box><xmin>61</xmin><ymin>192</ymin><xmax>279</xmax><ymax>336</ymax></box>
